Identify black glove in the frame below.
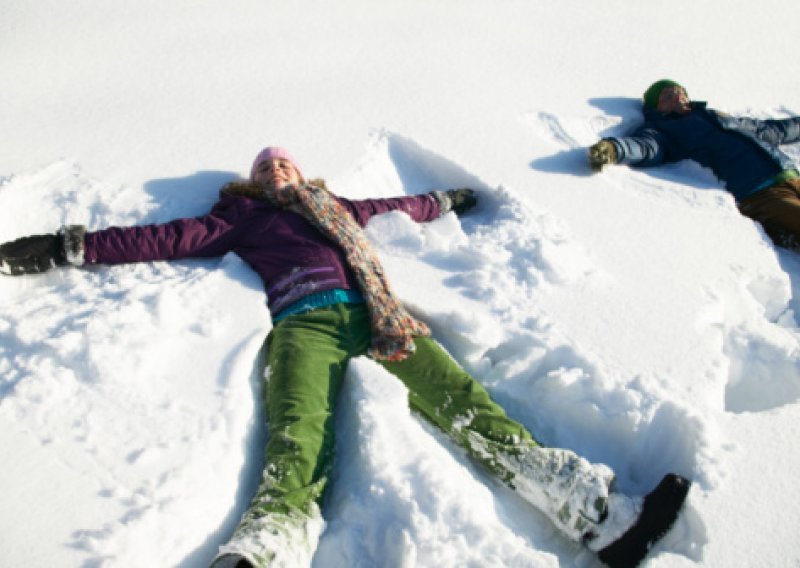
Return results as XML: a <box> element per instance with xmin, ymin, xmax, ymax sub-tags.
<box><xmin>442</xmin><ymin>187</ymin><xmax>478</xmax><ymax>215</ymax></box>
<box><xmin>0</xmin><ymin>233</ymin><xmax>67</xmax><ymax>275</ymax></box>
<box><xmin>588</xmin><ymin>140</ymin><xmax>618</xmax><ymax>171</ymax></box>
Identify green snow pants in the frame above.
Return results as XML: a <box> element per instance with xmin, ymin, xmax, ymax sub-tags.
<box><xmin>212</xmin><ymin>303</ymin><xmax>614</xmax><ymax>567</ymax></box>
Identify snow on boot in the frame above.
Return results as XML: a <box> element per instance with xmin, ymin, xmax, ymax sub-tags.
<box><xmin>210</xmin><ymin>507</ymin><xmax>324</xmax><ymax>568</ymax></box>
<box><xmin>595</xmin><ymin>473</ymin><xmax>691</xmax><ymax>568</ymax></box>
<box><xmin>498</xmin><ymin>444</ymin><xmax>616</xmax><ymax>542</ymax></box>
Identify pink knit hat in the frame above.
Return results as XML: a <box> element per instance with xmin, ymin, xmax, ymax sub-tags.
<box><xmin>250</xmin><ymin>147</ymin><xmax>304</xmax><ymax>181</ymax></box>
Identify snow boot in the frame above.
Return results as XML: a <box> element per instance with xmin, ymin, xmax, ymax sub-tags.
<box><xmin>596</xmin><ymin>473</ymin><xmax>691</xmax><ymax>568</ymax></box>
<box><xmin>210</xmin><ymin>553</ymin><xmax>253</xmax><ymax>568</ymax></box>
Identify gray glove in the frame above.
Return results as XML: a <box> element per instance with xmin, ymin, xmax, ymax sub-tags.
<box><xmin>588</xmin><ymin>140</ymin><xmax>618</xmax><ymax>171</ymax></box>
<box><xmin>433</xmin><ymin>188</ymin><xmax>477</xmax><ymax>216</ymax></box>
<box><xmin>0</xmin><ymin>225</ymin><xmax>86</xmax><ymax>276</ymax></box>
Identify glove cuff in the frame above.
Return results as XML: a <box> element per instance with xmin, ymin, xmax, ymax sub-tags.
<box><xmin>605</xmin><ymin>139</ymin><xmax>621</xmax><ymax>163</ymax></box>
<box><xmin>431</xmin><ymin>190</ymin><xmax>452</xmax><ymax>216</ymax></box>
<box><xmin>59</xmin><ymin>225</ymin><xmax>87</xmax><ymax>266</ymax></box>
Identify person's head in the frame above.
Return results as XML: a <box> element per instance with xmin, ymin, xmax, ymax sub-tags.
<box><xmin>643</xmin><ymin>80</ymin><xmax>691</xmax><ymax>115</ymax></box>
<box><xmin>250</xmin><ymin>147</ymin><xmax>305</xmax><ymax>190</ymax></box>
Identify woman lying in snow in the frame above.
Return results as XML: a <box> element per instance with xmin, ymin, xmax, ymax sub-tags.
<box><xmin>0</xmin><ymin>146</ymin><xmax>689</xmax><ymax>568</ymax></box>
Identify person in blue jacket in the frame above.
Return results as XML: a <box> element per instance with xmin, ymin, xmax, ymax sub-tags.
<box><xmin>588</xmin><ymin>79</ymin><xmax>800</xmax><ymax>249</ymax></box>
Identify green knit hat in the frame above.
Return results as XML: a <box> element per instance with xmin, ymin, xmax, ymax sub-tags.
<box><xmin>643</xmin><ymin>79</ymin><xmax>684</xmax><ymax>108</ymax></box>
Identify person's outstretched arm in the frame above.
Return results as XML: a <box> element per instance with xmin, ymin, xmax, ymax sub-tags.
<box><xmin>1</xmin><ymin>208</ymin><xmax>242</xmax><ymax>276</ymax></box>
<box><xmin>589</xmin><ymin>127</ymin><xmax>669</xmax><ymax>171</ymax></box>
<box><xmin>0</xmin><ymin>225</ymin><xmax>86</xmax><ymax>275</ymax></box>
<box><xmin>752</xmin><ymin>115</ymin><xmax>800</xmax><ymax>147</ymax></box>
<box><xmin>83</xmin><ymin>212</ymin><xmax>239</xmax><ymax>266</ymax></box>
<box><xmin>341</xmin><ymin>188</ymin><xmax>477</xmax><ymax>227</ymax></box>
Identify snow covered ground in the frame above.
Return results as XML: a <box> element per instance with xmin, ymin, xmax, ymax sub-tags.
<box><xmin>2</xmin><ymin>1</ymin><xmax>800</xmax><ymax>566</ymax></box>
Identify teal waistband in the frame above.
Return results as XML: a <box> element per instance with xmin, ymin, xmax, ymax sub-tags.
<box><xmin>272</xmin><ymin>288</ymin><xmax>364</xmax><ymax>322</ymax></box>
<box><xmin>753</xmin><ymin>169</ymin><xmax>800</xmax><ymax>193</ymax></box>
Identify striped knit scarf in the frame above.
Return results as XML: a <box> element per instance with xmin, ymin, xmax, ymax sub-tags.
<box><xmin>263</xmin><ymin>183</ymin><xmax>430</xmax><ymax>361</ymax></box>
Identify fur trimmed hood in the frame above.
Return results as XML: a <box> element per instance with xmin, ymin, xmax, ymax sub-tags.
<box><xmin>220</xmin><ymin>179</ymin><xmax>330</xmax><ymax>203</ymax></box>
<box><xmin>220</xmin><ymin>180</ymin><xmax>269</xmax><ymax>202</ymax></box>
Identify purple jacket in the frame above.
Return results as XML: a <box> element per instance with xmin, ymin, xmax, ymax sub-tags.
<box><xmin>83</xmin><ymin>186</ymin><xmax>442</xmax><ymax>315</ymax></box>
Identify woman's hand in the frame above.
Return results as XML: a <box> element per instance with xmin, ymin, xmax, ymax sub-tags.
<box><xmin>0</xmin><ymin>233</ymin><xmax>67</xmax><ymax>275</ymax></box>
<box><xmin>446</xmin><ymin>188</ymin><xmax>477</xmax><ymax>215</ymax></box>
<box><xmin>433</xmin><ymin>188</ymin><xmax>477</xmax><ymax>216</ymax></box>
<box><xmin>0</xmin><ymin>225</ymin><xmax>86</xmax><ymax>276</ymax></box>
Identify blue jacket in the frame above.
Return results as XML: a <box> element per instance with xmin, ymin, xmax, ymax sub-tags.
<box><xmin>609</xmin><ymin>102</ymin><xmax>800</xmax><ymax>201</ymax></box>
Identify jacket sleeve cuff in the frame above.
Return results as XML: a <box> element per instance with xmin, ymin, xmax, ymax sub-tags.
<box><xmin>59</xmin><ymin>225</ymin><xmax>87</xmax><ymax>266</ymax></box>
<box><xmin>431</xmin><ymin>190</ymin><xmax>452</xmax><ymax>216</ymax></box>
<box><xmin>607</xmin><ymin>139</ymin><xmax>624</xmax><ymax>163</ymax></box>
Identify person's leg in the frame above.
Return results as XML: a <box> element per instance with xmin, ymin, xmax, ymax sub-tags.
<box><xmin>380</xmin><ymin>336</ymin><xmax>615</xmax><ymax>543</ymax></box>
<box><xmin>213</xmin><ymin>304</ymin><xmax>364</xmax><ymax>568</ymax></box>
<box><xmin>738</xmin><ymin>180</ymin><xmax>800</xmax><ymax>249</ymax></box>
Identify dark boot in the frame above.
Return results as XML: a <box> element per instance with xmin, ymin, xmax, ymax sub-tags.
<box><xmin>597</xmin><ymin>473</ymin><xmax>691</xmax><ymax>568</ymax></box>
<box><xmin>209</xmin><ymin>553</ymin><xmax>254</xmax><ymax>568</ymax></box>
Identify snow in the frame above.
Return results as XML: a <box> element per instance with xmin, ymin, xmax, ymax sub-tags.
<box><xmin>2</xmin><ymin>1</ymin><xmax>800</xmax><ymax>566</ymax></box>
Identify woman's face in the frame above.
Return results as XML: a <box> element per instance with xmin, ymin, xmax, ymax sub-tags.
<box><xmin>253</xmin><ymin>158</ymin><xmax>302</xmax><ymax>190</ymax></box>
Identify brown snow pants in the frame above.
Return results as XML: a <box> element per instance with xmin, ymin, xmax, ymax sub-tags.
<box><xmin>738</xmin><ymin>178</ymin><xmax>800</xmax><ymax>250</ymax></box>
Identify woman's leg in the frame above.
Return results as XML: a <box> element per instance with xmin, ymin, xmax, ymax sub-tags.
<box><xmin>213</xmin><ymin>305</ymin><xmax>366</xmax><ymax>568</ymax></box>
<box><xmin>380</xmin><ymin>336</ymin><xmax>615</xmax><ymax>543</ymax></box>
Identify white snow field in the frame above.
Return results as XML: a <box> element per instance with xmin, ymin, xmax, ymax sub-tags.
<box><xmin>2</xmin><ymin>1</ymin><xmax>800</xmax><ymax>566</ymax></box>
